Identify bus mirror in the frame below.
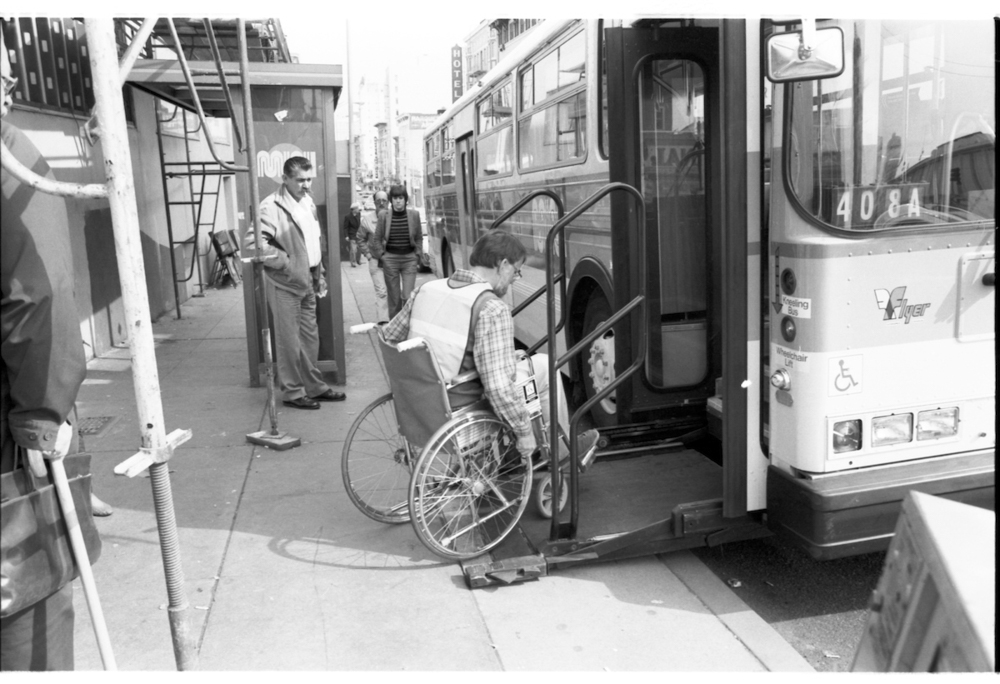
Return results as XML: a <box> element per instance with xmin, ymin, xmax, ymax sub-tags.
<box><xmin>766</xmin><ymin>25</ymin><xmax>845</xmax><ymax>83</ymax></box>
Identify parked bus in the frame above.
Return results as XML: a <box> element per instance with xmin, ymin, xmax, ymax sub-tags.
<box><xmin>422</xmin><ymin>19</ymin><xmax>994</xmax><ymax>564</ymax></box>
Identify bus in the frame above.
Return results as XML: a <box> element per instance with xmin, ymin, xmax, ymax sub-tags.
<box><xmin>422</xmin><ymin>18</ymin><xmax>994</xmax><ymax>566</ymax></box>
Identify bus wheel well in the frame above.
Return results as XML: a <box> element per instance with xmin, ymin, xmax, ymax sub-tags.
<box><xmin>569</xmin><ymin>278</ymin><xmax>603</xmax><ymax>345</ymax></box>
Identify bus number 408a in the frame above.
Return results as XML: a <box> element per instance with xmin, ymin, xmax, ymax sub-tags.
<box><xmin>832</xmin><ymin>185</ymin><xmax>924</xmax><ymax>229</ymax></box>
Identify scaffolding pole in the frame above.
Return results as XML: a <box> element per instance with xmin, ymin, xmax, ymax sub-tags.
<box><xmin>86</xmin><ymin>17</ymin><xmax>198</xmax><ymax>670</ymax></box>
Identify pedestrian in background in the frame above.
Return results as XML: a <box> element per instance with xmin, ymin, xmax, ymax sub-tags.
<box><xmin>372</xmin><ymin>184</ymin><xmax>427</xmax><ymax>319</ymax></box>
<box><xmin>342</xmin><ymin>202</ymin><xmax>362</xmax><ymax>267</ymax></box>
<box><xmin>356</xmin><ymin>190</ymin><xmax>389</xmax><ymax>323</ymax></box>
<box><xmin>1</xmin><ymin>44</ymin><xmax>88</xmax><ymax>670</ymax></box>
<box><xmin>251</xmin><ymin>156</ymin><xmax>346</xmax><ymax>410</ymax></box>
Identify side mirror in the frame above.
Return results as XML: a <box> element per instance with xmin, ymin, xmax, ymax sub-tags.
<box><xmin>766</xmin><ymin>24</ymin><xmax>845</xmax><ymax>83</ymax></box>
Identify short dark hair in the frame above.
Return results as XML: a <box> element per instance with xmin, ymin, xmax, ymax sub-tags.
<box><xmin>388</xmin><ymin>184</ymin><xmax>408</xmax><ymax>204</ymax></box>
<box><xmin>469</xmin><ymin>230</ymin><xmax>527</xmax><ymax>269</ymax></box>
<box><xmin>283</xmin><ymin>156</ymin><xmax>312</xmax><ymax>176</ymax></box>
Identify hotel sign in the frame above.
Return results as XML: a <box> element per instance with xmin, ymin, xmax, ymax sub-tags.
<box><xmin>451</xmin><ymin>45</ymin><xmax>463</xmax><ymax>103</ymax></box>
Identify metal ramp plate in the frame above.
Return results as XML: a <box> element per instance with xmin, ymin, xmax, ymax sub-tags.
<box><xmin>461</xmin><ymin>526</ymin><xmax>546</xmax><ymax>589</ymax></box>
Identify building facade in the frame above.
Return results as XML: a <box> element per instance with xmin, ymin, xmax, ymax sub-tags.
<box><xmin>396</xmin><ymin>112</ymin><xmax>438</xmax><ymax>210</ymax></box>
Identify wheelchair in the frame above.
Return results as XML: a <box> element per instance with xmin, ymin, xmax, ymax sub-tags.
<box><xmin>341</xmin><ymin>324</ymin><xmax>565</xmax><ymax>560</ymax></box>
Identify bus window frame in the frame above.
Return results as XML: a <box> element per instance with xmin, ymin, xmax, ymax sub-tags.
<box><xmin>426</xmin><ymin>126</ymin><xmax>442</xmax><ymax>189</ymax></box>
<box><xmin>475</xmin><ymin>78</ymin><xmax>515</xmax><ymax>179</ymax></box>
<box><xmin>597</xmin><ymin>19</ymin><xmax>609</xmax><ymax>161</ymax></box>
<box><xmin>778</xmin><ymin>22</ymin><xmax>995</xmax><ymax>239</ymax></box>
<box><xmin>441</xmin><ymin>124</ymin><xmax>456</xmax><ymax>187</ymax></box>
<box><xmin>780</xmin><ymin>84</ymin><xmax>994</xmax><ymax>240</ymax></box>
<box><xmin>516</xmin><ymin>28</ymin><xmax>590</xmax><ymax>174</ymax></box>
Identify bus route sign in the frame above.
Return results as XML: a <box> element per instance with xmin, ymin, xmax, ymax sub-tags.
<box><xmin>822</xmin><ymin>183</ymin><xmax>928</xmax><ymax>229</ymax></box>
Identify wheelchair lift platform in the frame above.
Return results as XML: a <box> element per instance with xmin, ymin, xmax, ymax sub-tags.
<box><xmin>462</xmin><ymin>445</ymin><xmax>770</xmax><ymax>588</ymax></box>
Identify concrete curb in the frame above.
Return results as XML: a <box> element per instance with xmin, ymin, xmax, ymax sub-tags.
<box><xmin>661</xmin><ymin>551</ymin><xmax>815</xmax><ymax>672</ymax></box>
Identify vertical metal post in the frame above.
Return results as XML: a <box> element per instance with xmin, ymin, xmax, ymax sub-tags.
<box><xmin>239</xmin><ymin>19</ymin><xmax>279</xmax><ymax>437</ymax></box>
<box><xmin>85</xmin><ymin>18</ymin><xmax>197</xmax><ymax>670</ymax></box>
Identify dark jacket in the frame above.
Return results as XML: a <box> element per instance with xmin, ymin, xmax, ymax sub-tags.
<box><xmin>372</xmin><ymin>207</ymin><xmax>423</xmax><ymax>261</ymax></box>
<box><xmin>343</xmin><ymin>212</ymin><xmax>361</xmax><ymax>240</ymax></box>
<box><xmin>1</xmin><ymin>122</ymin><xmax>86</xmax><ymax>472</ymax></box>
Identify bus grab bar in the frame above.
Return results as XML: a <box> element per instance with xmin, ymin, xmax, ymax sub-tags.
<box><xmin>491</xmin><ymin>189</ymin><xmax>568</xmax><ymax>355</ymax></box>
<box><xmin>544</xmin><ymin>182</ymin><xmax>647</xmax><ymax>543</ymax></box>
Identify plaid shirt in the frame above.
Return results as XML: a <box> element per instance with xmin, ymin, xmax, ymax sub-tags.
<box><xmin>383</xmin><ymin>270</ymin><xmax>531</xmax><ymax>439</ymax></box>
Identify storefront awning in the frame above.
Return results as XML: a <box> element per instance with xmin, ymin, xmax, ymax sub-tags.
<box><xmin>126</xmin><ymin>60</ymin><xmax>343</xmax><ymax>118</ymax></box>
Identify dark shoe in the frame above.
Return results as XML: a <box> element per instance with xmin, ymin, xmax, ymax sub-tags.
<box><xmin>313</xmin><ymin>389</ymin><xmax>346</xmax><ymax>402</ymax></box>
<box><xmin>91</xmin><ymin>494</ymin><xmax>113</xmax><ymax>517</ymax></box>
<box><xmin>283</xmin><ymin>396</ymin><xmax>320</xmax><ymax>410</ymax></box>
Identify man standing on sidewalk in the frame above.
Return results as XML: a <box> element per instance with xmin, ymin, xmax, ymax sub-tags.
<box><xmin>1</xmin><ymin>44</ymin><xmax>86</xmax><ymax>670</ymax></box>
<box><xmin>356</xmin><ymin>190</ymin><xmax>389</xmax><ymax>323</ymax></box>
<box><xmin>252</xmin><ymin>156</ymin><xmax>345</xmax><ymax>410</ymax></box>
<box><xmin>342</xmin><ymin>202</ymin><xmax>362</xmax><ymax>267</ymax></box>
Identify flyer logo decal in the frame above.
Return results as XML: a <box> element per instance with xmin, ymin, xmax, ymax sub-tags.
<box><xmin>873</xmin><ymin>286</ymin><xmax>931</xmax><ymax>323</ymax></box>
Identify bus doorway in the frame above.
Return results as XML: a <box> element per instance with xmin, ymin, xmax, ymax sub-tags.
<box><xmin>603</xmin><ymin>24</ymin><xmax>749</xmax><ymax>518</ymax></box>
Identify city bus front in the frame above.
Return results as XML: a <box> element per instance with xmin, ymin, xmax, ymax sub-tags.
<box><xmin>763</xmin><ymin>19</ymin><xmax>995</xmax><ymax>558</ymax></box>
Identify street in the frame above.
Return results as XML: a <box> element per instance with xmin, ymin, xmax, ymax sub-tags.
<box><xmin>693</xmin><ymin>535</ymin><xmax>885</xmax><ymax>672</ymax></box>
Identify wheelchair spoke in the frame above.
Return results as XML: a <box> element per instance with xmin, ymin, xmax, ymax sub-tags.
<box><xmin>409</xmin><ymin>412</ymin><xmax>532</xmax><ymax>560</ymax></box>
<box><xmin>342</xmin><ymin>394</ymin><xmax>412</xmax><ymax>524</ymax></box>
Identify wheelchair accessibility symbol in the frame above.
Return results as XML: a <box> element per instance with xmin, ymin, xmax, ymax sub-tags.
<box><xmin>829</xmin><ymin>355</ymin><xmax>863</xmax><ymax>396</ymax></box>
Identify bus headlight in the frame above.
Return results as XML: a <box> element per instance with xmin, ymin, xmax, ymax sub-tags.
<box><xmin>872</xmin><ymin>413</ymin><xmax>913</xmax><ymax>447</ymax></box>
<box><xmin>917</xmin><ymin>408</ymin><xmax>959</xmax><ymax>441</ymax></box>
<box><xmin>832</xmin><ymin>419</ymin><xmax>862</xmax><ymax>453</ymax></box>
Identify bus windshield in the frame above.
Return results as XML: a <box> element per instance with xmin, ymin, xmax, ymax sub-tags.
<box><xmin>786</xmin><ymin>20</ymin><xmax>995</xmax><ymax>231</ymax></box>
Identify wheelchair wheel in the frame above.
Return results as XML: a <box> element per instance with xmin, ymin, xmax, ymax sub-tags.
<box><xmin>408</xmin><ymin>411</ymin><xmax>531</xmax><ymax>559</ymax></box>
<box><xmin>533</xmin><ymin>471</ymin><xmax>569</xmax><ymax>519</ymax></box>
<box><xmin>341</xmin><ymin>393</ymin><xmax>413</xmax><ymax>524</ymax></box>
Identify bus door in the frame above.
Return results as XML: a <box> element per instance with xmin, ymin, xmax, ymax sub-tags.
<box><xmin>605</xmin><ymin>24</ymin><xmax>749</xmax><ymax>514</ymax></box>
<box><xmin>452</xmin><ymin>133</ymin><xmax>477</xmax><ymax>274</ymax></box>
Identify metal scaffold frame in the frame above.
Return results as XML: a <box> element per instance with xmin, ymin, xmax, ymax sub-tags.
<box><xmin>0</xmin><ymin>16</ymin><xmax>296</xmax><ymax>670</ymax></box>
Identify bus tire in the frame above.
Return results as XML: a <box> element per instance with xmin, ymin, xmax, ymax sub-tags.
<box><xmin>581</xmin><ymin>291</ymin><xmax>619</xmax><ymax>427</ymax></box>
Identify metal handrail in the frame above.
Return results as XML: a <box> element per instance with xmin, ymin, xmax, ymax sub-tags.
<box><xmin>165</xmin><ymin>18</ymin><xmax>248</xmax><ymax>173</ymax></box>
<box><xmin>545</xmin><ymin>182</ymin><xmax>647</xmax><ymax>543</ymax></box>
<box><xmin>490</xmin><ymin>189</ymin><xmax>567</xmax><ymax>355</ymax></box>
<box><xmin>202</xmin><ymin>18</ymin><xmax>245</xmax><ymax>152</ymax></box>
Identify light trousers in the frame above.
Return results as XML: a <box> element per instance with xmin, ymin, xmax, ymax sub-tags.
<box><xmin>266</xmin><ymin>280</ymin><xmax>330</xmax><ymax>401</ymax></box>
<box><xmin>381</xmin><ymin>252</ymin><xmax>418</xmax><ymax>320</ymax></box>
<box><xmin>367</xmin><ymin>257</ymin><xmax>388</xmax><ymax>323</ymax></box>
<box><xmin>515</xmin><ymin>353</ymin><xmax>570</xmax><ymax>449</ymax></box>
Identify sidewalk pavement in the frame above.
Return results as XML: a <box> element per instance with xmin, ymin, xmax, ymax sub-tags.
<box><xmin>67</xmin><ymin>263</ymin><xmax>813</xmax><ymax>672</ymax></box>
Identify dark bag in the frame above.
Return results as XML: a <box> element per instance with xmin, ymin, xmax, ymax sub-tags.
<box><xmin>0</xmin><ymin>449</ymin><xmax>102</xmax><ymax>617</ymax></box>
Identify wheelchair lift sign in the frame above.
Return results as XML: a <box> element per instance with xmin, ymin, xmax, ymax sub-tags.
<box><xmin>829</xmin><ymin>355</ymin><xmax>863</xmax><ymax>396</ymax></box>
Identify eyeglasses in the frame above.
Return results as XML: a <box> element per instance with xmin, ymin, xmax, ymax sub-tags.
<box><xmin>2</xmin><ymin>75</ymin><xmax>18</xmax><ymax>97</ymax></box>
<box><xmin>511</xmin><ymin>265</ymin><xmax>522</xmax><ymax>280</ymax></box>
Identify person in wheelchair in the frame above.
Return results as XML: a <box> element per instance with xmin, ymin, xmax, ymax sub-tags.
<box><xmin>381</xmin><ymin>228</ymin><xmax>599</xmax><ymax>465</ymax></box>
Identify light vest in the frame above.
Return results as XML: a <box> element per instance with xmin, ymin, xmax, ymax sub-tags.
<box><xmin>409</xmin><ymin>279</ymin><xmax>494</xmax><ymax>382</ymax></box>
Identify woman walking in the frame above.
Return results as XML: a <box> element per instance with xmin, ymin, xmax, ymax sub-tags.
<box><xmin>373</xmin><ymin>184</ymin><xmax>426</xmax><ymax>319</ymax></box>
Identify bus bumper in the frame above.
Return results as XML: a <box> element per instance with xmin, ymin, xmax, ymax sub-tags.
<box><xmin>765</xmin><ymin>450</ymin><xmax>995</xmax><ymax>560</ymax></box>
